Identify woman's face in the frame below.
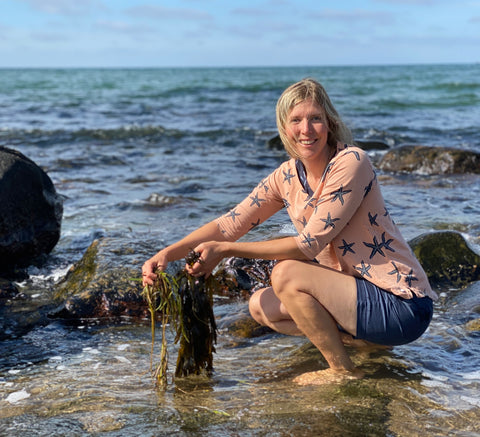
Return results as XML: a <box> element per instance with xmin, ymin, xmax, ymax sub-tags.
<box><xmin>284</xmin><ymin>99</ymin><xmax>330</xmax><ymax>162</ymax></box>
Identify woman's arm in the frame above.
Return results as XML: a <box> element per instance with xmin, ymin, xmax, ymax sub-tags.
<box><xmin>142</xmin><ymin>220</ymin><xmax>226</xmax><ymax>285</ymax></box>
<box><xmin>186</xmin><ymin>237</ymin><xmax>310</xmax><ymax>277</ymax></box>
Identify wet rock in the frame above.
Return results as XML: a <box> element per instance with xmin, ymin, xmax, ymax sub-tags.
<box><xmin>378</xmin><ymin>145</ymin><xmax>480</xmax><ymax>175</ymax></box>
<box><xmin>51</xmin><ymin>238</ymin><xmax>151</xmax><ymax>320</ymax></box>
<box><xmin>465</xmin><ymin>318</ymin><xmax>480</xmax><ymax>332</ymax></box>
<box><xmin>0</xmin><ymin>278</ymin><xmax>20</xmax><ymax>300</ymax></box>
<box><xmin>409</xmin><ymin>231</ymin><xmax>480</xmax><ymax>289</ymax></box>
<box><xmin>214</xmin><ymin>257</ymin><xmax>276</xmax><ymax>297</ymax></box>
<box><xmin>266</xmin><ymin>135</ymin><xmax>284</xmax><ymax>151</ymax></box>
<box><xmin>0</xmin><ymin>146</ymin><xmax>63</xmax><ymax>274</ymax></box>
<box><xmin>354</xmin><ymin>139</ymin><xmax>390</xmax><ymax>150</ymax></box>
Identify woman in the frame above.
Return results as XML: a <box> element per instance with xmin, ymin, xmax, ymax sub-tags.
<box><xmin>142</xmin><ymin>78</ymin><xmax>438</xmax><ymax>385</ymax></box>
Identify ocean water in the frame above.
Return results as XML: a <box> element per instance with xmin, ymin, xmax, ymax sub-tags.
<box><xmin>1</xmin><ymin>64</ymin><xmax>479</xmax><ymax>436</ymax></box>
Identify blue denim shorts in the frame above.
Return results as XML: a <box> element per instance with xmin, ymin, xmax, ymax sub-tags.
<box><xmin>354</xmin><ymin>278</ymin><xmax>433</xmax><ymax>346</ymax></box>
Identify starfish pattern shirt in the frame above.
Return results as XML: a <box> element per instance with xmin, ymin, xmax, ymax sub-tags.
<box><xmin>216</xmin><ymin>143</ymin><xmax>438</xmax><ymax>301</ymax></box>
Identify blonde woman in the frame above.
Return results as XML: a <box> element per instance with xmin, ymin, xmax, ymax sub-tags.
<box><xmin>143</xmin><ymin>78</ymin><xmax>437</xmax><ymax>385</ymax></box>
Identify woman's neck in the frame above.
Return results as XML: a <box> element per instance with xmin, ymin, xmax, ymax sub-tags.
<box><xmin>301</xmin><ymin>145</ymin><xmax>336</xmax><ymax>186</ymax></box>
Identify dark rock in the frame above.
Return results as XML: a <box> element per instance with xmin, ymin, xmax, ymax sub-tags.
<box><xmin>409</xmin><ymin>231</ymin><xmax>480</xmax><ymax>289</ymax></box>
<box><xmin>379</xmin><ymin>145</ymin><xmax>480</xmax><ymax>175</ymax></box>
<box><xmin>354</xmin><ymin>139</ymin><xmax>390</xmax><ymax>150</ymax></box>
<box><xmin>214</xmin><ymin>257</ymin><xmax>276</xmax><ymax>297</ymax></box>
<box><xmin>0</xmin><ymin>146</ymin><xmax>63</xmax><ymax>273</ymax></box>
<box><xmin>0</xmin><ymin>278</ymin><xmax>20</xmax><ymax>300</ymax></box>
<box><xmin>51</xmin><ymin>238</ymin><xmax>149</xmax><ymax>320</ymax></box>
<box><xmin>267</xmin><ymin>135</ymin><xmax>284</xmax><ymax>150</ymax></box>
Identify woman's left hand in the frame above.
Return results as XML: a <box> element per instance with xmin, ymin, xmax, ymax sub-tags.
<box><xmin>185</xmin><ymin>241</ymin><xmax>226</xmax><ymax>278</ymax></box>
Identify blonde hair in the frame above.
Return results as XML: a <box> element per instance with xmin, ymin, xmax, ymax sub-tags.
<box><xmin>276</xmin><ymin>78</ymin><xmax>353</xmax><ymax>159</ymax></box>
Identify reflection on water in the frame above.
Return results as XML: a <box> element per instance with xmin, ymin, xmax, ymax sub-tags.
<box><xmin>1</xmin><ymin>283</ymin><xmax>479</xmax><ymax>436</ymax></box>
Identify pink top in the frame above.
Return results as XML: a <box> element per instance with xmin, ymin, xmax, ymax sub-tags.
<box><xmin>216</xmin><ymin>143</ymin><xmax>438</xmax><ymax>300</ymax></box>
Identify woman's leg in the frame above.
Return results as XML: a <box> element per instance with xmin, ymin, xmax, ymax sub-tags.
<box><xmin>251</xmin><ymin>259</ymin><xmax>363</xmax><ymax>384</ymax></box>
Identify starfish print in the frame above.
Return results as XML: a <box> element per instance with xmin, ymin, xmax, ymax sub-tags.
<box><xmin>364</xmin><ymin>180</ymin><xmax>373</xmax><ymax>198</ymax></box>
<box><xmin>388</xmin><ymin>261</ymin><xmax>401</xmax><ymax>283</ymax></box>
<box><xmin>354</xmin><ymin>261</ymin><xmax>372</xmax><ymax>278</ymax></box>
<box><xmin>249</xmin><ymin>193</ymin><xmax>266</xmax><ymax>208</ymax></box>
<box><xmin>298</xmin><ymin>216</ymin><xmax>308</xmax><ymax>228</ymax></box>
<box><xmin>383</xmin><ymin>207</ymin><xmax>390</xmax><ymax>217</ymax></box>
<box><xmin>283</xmin><ymin>168</ymin><xmax>295</xmax><ymax>185</ymax></box>
<box><xmin>282</xmin><ymin>198</ymin><xmax>290</xmax><ymax>209</ymax></box>
<box><xmin>227</xmin><ymin>209</ymin><xmax>241</xmax><ymax>222</ymax></box>
<box><xmin>368</xmin><ymin>212</ymin><xmax>379</xmax><ymax>226</ymax></box>
<box><xmin>364</xmin><ymin>235</ymin><xmax>385</xmax><ymax>259</ymax></box>
<box><xmin>380</xmin><ymin>232</ymin><xmax>395</xmax><ymax>253</ymax></box>
<box><xmin>331</xmin><ymin>185</ymin><xmax>352</xmax><ymax>205</ymax></box>
<box><xmin>321</xmin><ymin>212</ymin><xmax>340</xmax><ymax>230</ymax></box>
<box><xmin>405</xmin><ymin>269</ymin><xmax>418</xmax><ymax>287</ymax></box>
<box><xmin>301</xmin><ymin>232</ymin><xmax>316</xmax><ymax>248</ymax></box>
<box><xmin>344</xmin><ymin>150</ymin><xmax>360</xmax><ymax>160</ymax></box>
<box><xmin>249</xmin><ymin>219</ymin><xmax>260</xmax><ymax>230</ymax></box>
<box><xmin>338</xmin><ymin>239</ymin><xmax>355</xmax><ymax>256</ymax></box>
<box><xmin>258</xmin><ymin>179</ymin><xmax>269</xmax><ymax>193</ymax></box>
<box><xmin>305</xmin><ymin>196</ymin><xmax>317</xmax><ymax>209</ymax></box>
<box><xmin>302</xmin><ymin>189</ymin><xmax>310</xmax><ymax>201</ymax></box>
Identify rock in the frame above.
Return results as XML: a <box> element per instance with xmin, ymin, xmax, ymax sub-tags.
<box><xmin>409</xmin><ymin>231</ymin><xmax>480</xmax><ymax>288</ymax></box>
<box><xmin>51</xmin><ymin>238</ymin><xmax>149</xmax><ymax>320</ymax></box>
<box><xmin>266</xmin><ymin>135</ymin><xmax>284</xmax><ymax>150</ymax></box>
<box><xmin>378</xmin><ymin>145</ymin><xmax>480</xmax><ymax>175</ymax></box>
<box><xmin>0</xmin><ymin>278</ymin><xmax>20</xmax><ymax>299</ymax></box>
<box><xmin>0</xmin><ymin>146</ymin><xmax>63</xmax><ymax>273</ymax></box>
<box><xmin>465</xmin><ymin>318</ymin><xmax>480</xmax><ymax>332</ymax></box>
<box><xmin>354</xmin><ymin>139</ymin><xmax>390</xmax><ymax>150</ymax></box>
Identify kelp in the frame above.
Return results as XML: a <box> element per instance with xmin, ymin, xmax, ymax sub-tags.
<box><xmin>142</xmin><ymin>249</ymin><xmax>217</xmax><ymax>387</ymax></box>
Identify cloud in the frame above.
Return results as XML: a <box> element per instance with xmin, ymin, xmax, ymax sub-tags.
<box><xmin>18</xmin><ymin>0</ymin><xmax>105</xmax><ymax>15</ymax></box>
<box><xmin>126</xmin><ymin>5</ymin><xmax>212</xmax><ymax>22</ymax></box>
<box><xmin>310</xmin><ymin>8</ymin><xmax>395</xmax><ymax>25</ymax></box>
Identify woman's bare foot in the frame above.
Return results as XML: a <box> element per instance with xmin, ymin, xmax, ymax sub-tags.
<box><xmin>293</xmin><ymin>367</ymin><xmax>364</xmax><ymax>386</ymax></box>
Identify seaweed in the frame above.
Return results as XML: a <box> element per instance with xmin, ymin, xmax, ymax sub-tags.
<box><xmin>141</xmin><ymin>249</ymin><xmax>217</xmax><ymax>387</ymax></box>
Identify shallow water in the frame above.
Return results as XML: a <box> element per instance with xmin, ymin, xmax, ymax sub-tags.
<box><xmin>1</xmin><ymin>65</ymin><xmax>479</xmax><ymax>435</ymax></box>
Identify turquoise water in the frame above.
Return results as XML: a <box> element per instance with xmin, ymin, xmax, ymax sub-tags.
<box><xmin>0</xmin><ymin>64</ymin><xmax>479</xmax><ymax>435</ymax></box>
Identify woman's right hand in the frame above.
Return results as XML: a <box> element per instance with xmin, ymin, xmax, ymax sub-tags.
<box><xmin>142</xmin><ymin>252</ymin><xmax>168</xmax><ymax>287</ymax></box>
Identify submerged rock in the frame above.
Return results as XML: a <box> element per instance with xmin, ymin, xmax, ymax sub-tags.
<box><xmin>378</xmin><ymin>145</ymin><xmax>480</xmax><ymax>175</ymax></box>
<box><xmin>409</xmin><ymin>231</ymin><xmax>480</xmax><ymax>288</ymax></box>
<box><xmin>0</xmin><ymin>146</ymin><xmax>63</xmax><ymax>274</ymax></box>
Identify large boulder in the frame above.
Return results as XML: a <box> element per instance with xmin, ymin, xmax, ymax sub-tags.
<box><xmin>0</xmin><ymin>146</ymin><xmax>63</xmax><ymax>273</ymax></box>
<box><xmin>409</xmin><ymin>231</ymin><xmax>480</xmax><ymax>289</ymax></box>
<box><xmin>378</xmin><ymin>145</ymin><xmax>480</xmax><ymax>175</ymax></box>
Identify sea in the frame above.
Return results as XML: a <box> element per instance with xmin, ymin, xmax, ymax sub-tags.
<box><xmin>0</xmin><ymin>64</ymin><xmax>479</xmax><ymax>436</ymax></box>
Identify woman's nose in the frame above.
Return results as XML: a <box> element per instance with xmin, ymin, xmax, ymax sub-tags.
<box><xmin>300</xmin><ymin>119</ymin><xmax>312</xmax><ymax>133</ymax></box>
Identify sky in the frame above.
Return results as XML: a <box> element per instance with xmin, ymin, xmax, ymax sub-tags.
<box><xmin>0</xmin><ymin>0</ymin><xmax>479</xmax><ymax>68</ymax></box>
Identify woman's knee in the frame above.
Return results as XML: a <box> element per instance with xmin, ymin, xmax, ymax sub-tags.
<box><xmin>271</xmin><ymin>259</ymin><xmax>298</xmax><ymax>294</ymax></box>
